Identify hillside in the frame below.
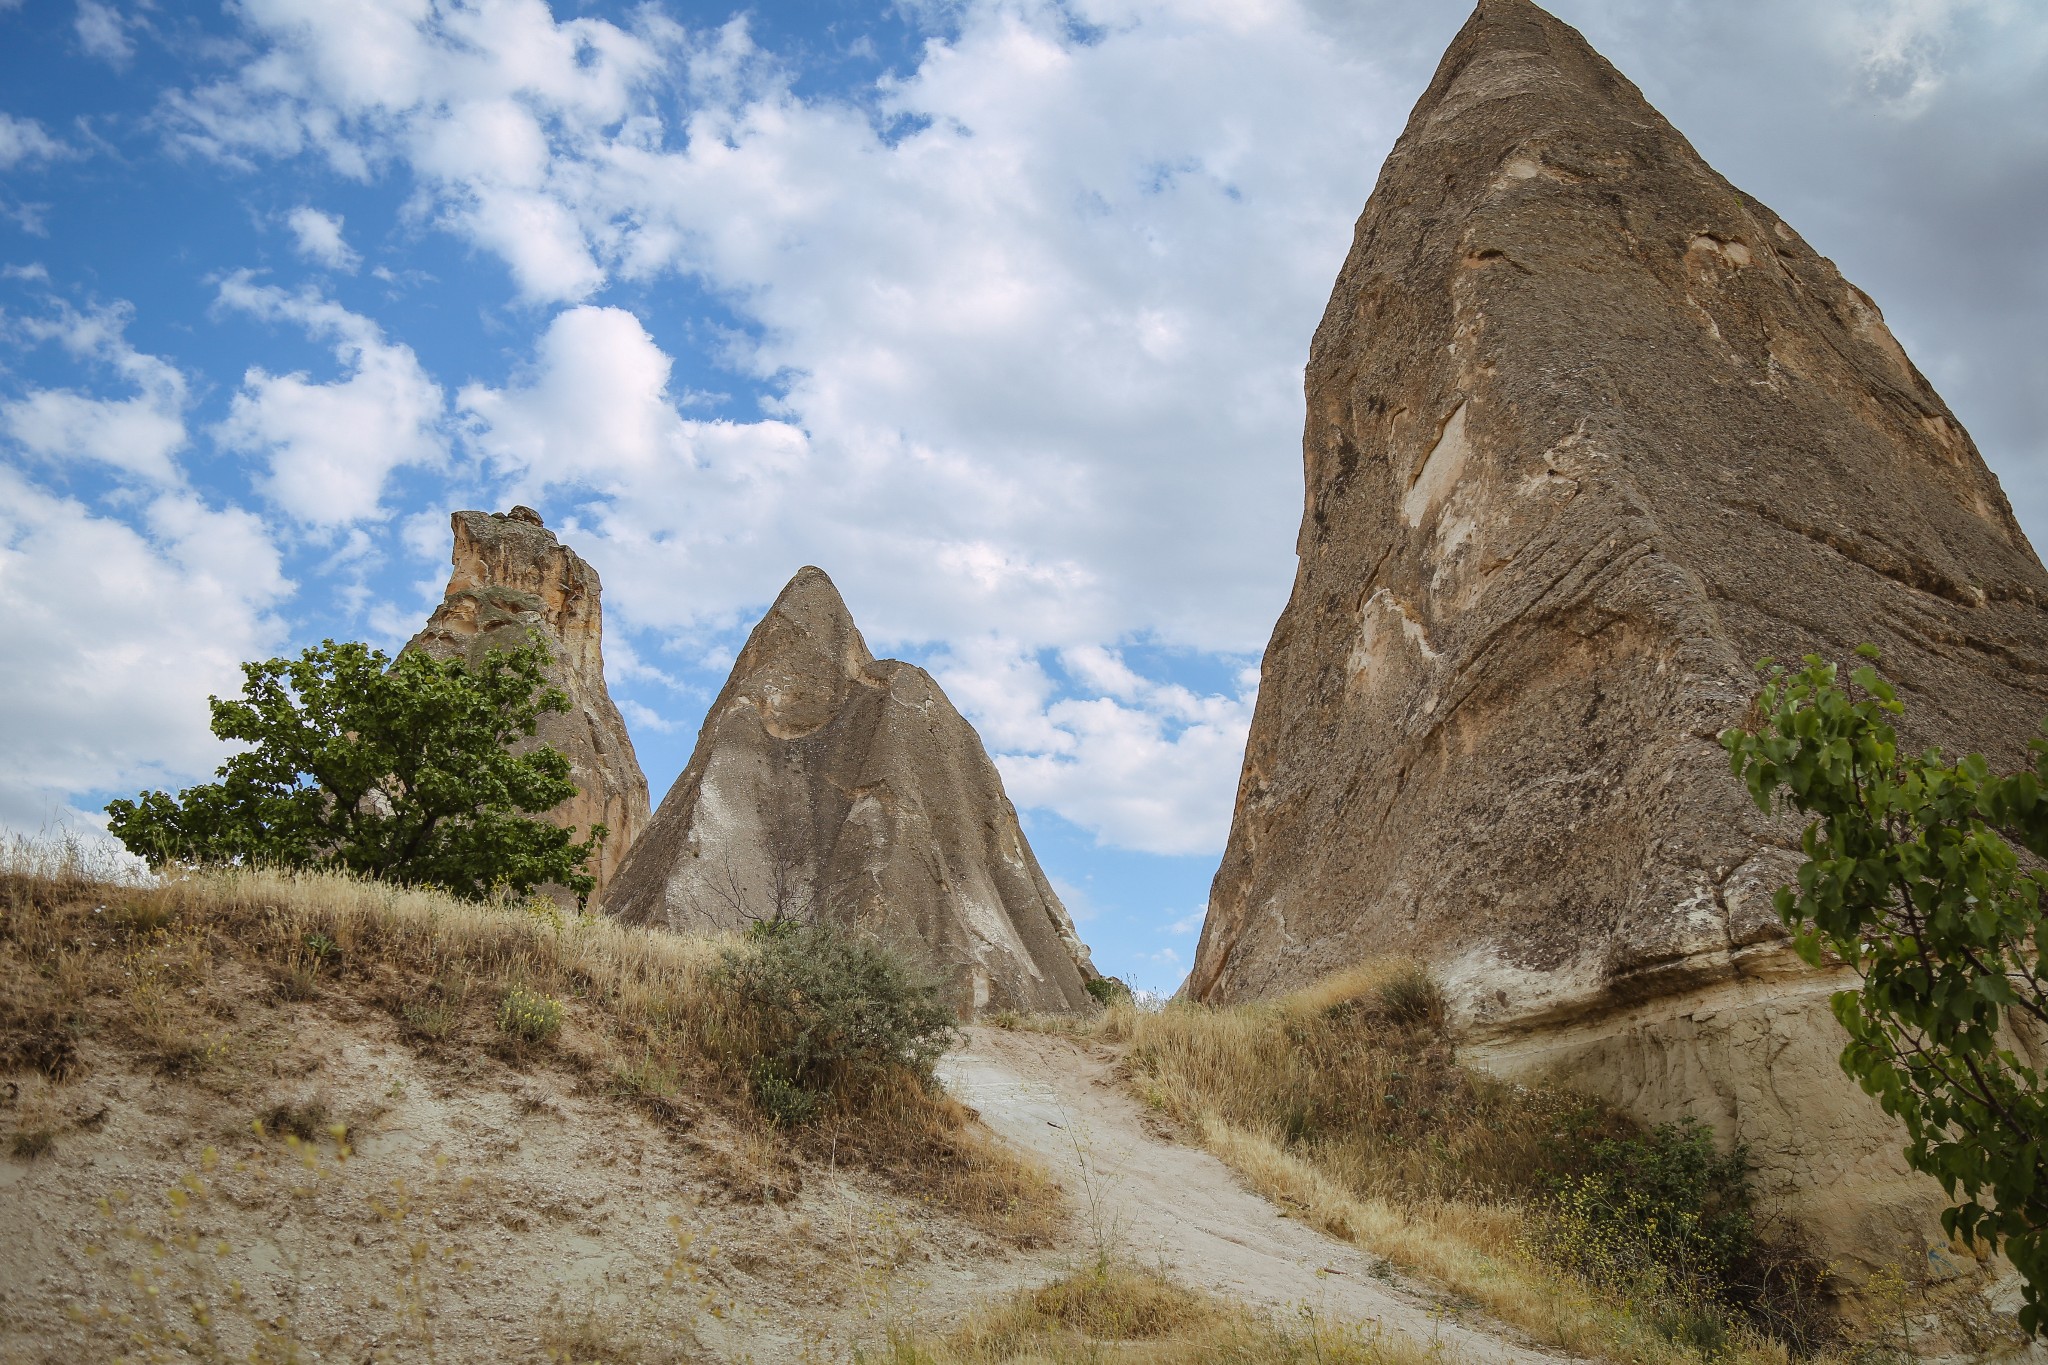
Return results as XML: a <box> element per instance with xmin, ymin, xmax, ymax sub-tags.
<box><xmin>0</xmin><ymin>847</ymin><xmax>1517</xmax><ymax>1363</ymax></box>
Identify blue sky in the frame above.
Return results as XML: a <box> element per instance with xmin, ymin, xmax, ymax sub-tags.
<box><xmin>2</xmin><ymin>0</ymin><xmax>2044</xmax><ymax>995</ymax></box>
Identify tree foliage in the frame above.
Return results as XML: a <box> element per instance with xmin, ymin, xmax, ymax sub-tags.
<box><xmin>1722</xmin><ymin>650</ymin><xmax>2048</xmax><ymax>1332</ymax></box>
<box><xmin>106</xmin><ymin>639</ymin><xmax>604</xmax><ymax>901</ymax></box>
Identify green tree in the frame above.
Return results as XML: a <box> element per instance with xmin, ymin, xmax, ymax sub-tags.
<box><xmin>1722</xmin><ymin>649</ymin><xmax>2048</xmax><ymax>1332</ymax></box>
<box><xmin>106</xmin><ymin>638</ymin><xmax>605</xmax><ymax>901</ymax></box>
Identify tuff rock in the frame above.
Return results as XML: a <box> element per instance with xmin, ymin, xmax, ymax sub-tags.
<box><xmin>600</xmin><ymin>567</ymin><xmax>1099</xmax><ymax>1015</ymax></box>
<box><xmin>1188</xmin><ymin>0</ymin><xmax>2048</xmax><ymax>1262</ymax></box>
<box><xmin>406</xmin><ymin>508</ymin><xmax>650</xmax><ymax>896</ymax></box>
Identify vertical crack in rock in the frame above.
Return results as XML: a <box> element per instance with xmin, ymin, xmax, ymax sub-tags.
<box><xmin>599</xmin><ymin>566</ymin><xmax>1100</xmax><ymax>1016</ymax></box>
<box><xmin>1189</xmin><ymin>0</ymin><xmax>2048</xmax><ymax>1263</ymax></box>
<box><xmin>405</xmin><ymin>507</ymin><xmax>651</xmax><ymax>898</ymax></box>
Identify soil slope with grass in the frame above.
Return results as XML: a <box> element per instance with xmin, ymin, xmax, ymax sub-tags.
<box><xmin>2</xmin><ymin>855</ymin><xmax>1614</xmax><ymax>1364</ymax></box>
<box><xmin>0</xmin><ymin>859</ymin><xmax>1068</xmax><ymax>1361</ymax></box>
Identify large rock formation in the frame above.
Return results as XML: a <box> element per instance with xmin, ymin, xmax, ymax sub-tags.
<box><xmin>406</xmin><ymin>508</ymin><xmax>650</xmax><ymax>896</ymax></box>
<box><xmin>600</xmin><ymin>567</ymin><xmax>1099</xmax><ymax>1015</ymax></box>
<box><xmin>1189</xmin><ymin>0</ymin><xmax>2048</xmax><ymax>1263</ymax></box>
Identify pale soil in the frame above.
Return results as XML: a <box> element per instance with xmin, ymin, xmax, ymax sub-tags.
<box><xmin>939</xmin><ymin>1025</ymin><xmax>1577</xmax><ymax>1365</ymax></box>
<box><xmin>0</xmin><ymin>995</ymin><xmax>1053</xmax><ymax>1364</ymax></box>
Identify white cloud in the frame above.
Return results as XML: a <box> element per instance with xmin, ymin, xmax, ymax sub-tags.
<box><xmin>285</xmin><ymin>206</ymin><xmax>360</xmax><ymax>271</ymax></box>
<box><xmin>0</xmin><ymin>112</ymin><xmax>72</xmax><ymax>169</ymax></box>
<box><xmin>74</xmin><ymin>0</ymin><xmax>134</xmax><ymax>67</ymax></box>
<box><xmin>934</xmin><ymin>640</ymin><xmax>1256</xmax><ymax>856</ymax></box>
<box><xmin>0</xmin><ymin>470</ymin><xmax>291</xmax><ymax>831</ymax></box>
<box><xmin>214</xmin><ymin>272</ymin><xmax>448</xmax><ymax>525</ymax></box>
<box><xmin>2</xmin><ymin>301</ymin><xmax>189</xmax><ymax>483</ymax></box>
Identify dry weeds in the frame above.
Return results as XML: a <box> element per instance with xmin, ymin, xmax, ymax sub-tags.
<box><xmin>884</xmin><ymin>1260</ymin><xmax>1441</xmax><ymax>1364</ymax></box>
<box><xmin>1059</xmin><ymin>965</ymin><xmax>1837</xmax><ymax>1365</ymax></box>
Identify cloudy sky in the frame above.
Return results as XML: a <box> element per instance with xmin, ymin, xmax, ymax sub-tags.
<box><xmin>1</xmin><ymin>0</ymin><xmax>2043</xmax><ymax>992</ymax></box>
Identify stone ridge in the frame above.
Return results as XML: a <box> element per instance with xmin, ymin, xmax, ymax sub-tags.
<box><xmin>600</xmin><ymin>566</ymin><xmax>1100</xmax><ymax>1016</ymax></box>
<box><xmin>406</xmin><ymin>508</ymin><xmax>651</xmax><ymax>896</ymax></box>
<box><xmin>1187</xmin><ymin>0</ymin><xmax>2048</xmax><ymax>1263</ymax></box>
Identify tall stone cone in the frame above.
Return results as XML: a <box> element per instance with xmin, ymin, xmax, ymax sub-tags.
<box><xmin>1189</xmin><ymin>0</ymin><xmax>2048</xmax><ymax>1263</ymax></box>
<box><xmin>600</xmin><ymin>567</ymin><xmax>1100</xmax><ymax>1015</ymax></box>
<box><xmin>406</xmin><ymin>507</ymin><xmax>651</xmax><ymax>897</ymax></box>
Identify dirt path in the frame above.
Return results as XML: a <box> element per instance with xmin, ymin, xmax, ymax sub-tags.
<box><xmin>937</xmin><ymin>1026</ymin><xmax>1573</xmax><ymax>1365</ymax></box>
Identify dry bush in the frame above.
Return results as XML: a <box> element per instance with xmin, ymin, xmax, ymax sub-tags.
<box><xmin>0</xmin><ymin>857</ymin><xmax>1061</xmax><ymax>1245</ymax></box>
<box><xmin>890</xmin><ymin>1260</ymin><xmax>1428</xmax><ymax>1364</ymax></box>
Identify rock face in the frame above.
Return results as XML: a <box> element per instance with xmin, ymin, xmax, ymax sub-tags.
<box><xmin>1189</xmin><ymin>0</ymin><xmax>2048</xmax><ymax>1263</ymax></box>
<box><xmin>406</xmin><ymin>508</ymin><xmax>650</xmax><ymax>896</ymax></box>
<box><xmin>600</xmin><ymin>567</ymin><xmax>1099</xmax><ymax>1015</ymax></box>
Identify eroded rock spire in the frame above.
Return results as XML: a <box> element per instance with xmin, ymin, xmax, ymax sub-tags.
<box><xmin>406</xmin><ymin>508</ymin><xmax>651</xmax><ymax>896</ymax></box>
<box><xmin>1189</xmin><ymin>0</ymin><xmax>2048</xmax><ymax>1262</ymax></box>
<box><xmin>601</xmin><ymin>567</ymin><xmax>1100</xmax><ymax>1015</ymax></box>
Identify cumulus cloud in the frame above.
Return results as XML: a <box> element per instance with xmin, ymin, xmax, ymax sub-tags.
<box><xmin>932</xmin><ymin>639</ymin><xmax>1256</xmax><ymax>855</ymax></box>
<box><xmin>285</xmin><ymin>206</ymin><xmax>360</xmax><ymax>271</ymax></box>
<box><xmin>2</xmin><ymin>300</ymin><xmax>189</xmax><ymax>483</ymax></box>
<box><xmin>0</xmin><ymin>470</ymin><xmax>291</xmax><ymax>829</ymax></box>
<box><xmin>214</xmin><ymin>272</ymin><xmax>448</xmax><ymax>526</ymax></box>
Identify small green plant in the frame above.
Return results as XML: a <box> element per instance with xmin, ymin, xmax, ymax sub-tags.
<box><xmin>112</xmin><ymin>898</ymin><xmax>178</xmax><ymax>935</ymax></box>
<box><xmin>498</xmin><ymin>985</ymin><xmax>563</xmax><ymax>1046</ymax></box>
<box><xmin>403</xmin><ymin>998</ymin><xmax>458</xmax><ymax>1041</ymax></box>
<box><xmin>714</xmin><ymin>920</ymin><xmax>957</xmax><ymax>1126</ymax></box>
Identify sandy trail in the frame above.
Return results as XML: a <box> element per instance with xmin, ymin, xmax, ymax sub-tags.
<box><xmin>938</xmin><ymin>1026</ymin><xmax>1572</xmax><ymax>1365</ymax></box>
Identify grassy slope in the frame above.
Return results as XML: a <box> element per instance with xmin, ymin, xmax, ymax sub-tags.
<box><xmin>1000</xmin><ymin>963</ymin><xmax>1994</xmax><ymax>1365</ymax></box>
<box><xmin>0</xmin><ymin>857</ymin><xmax>1068</xmax><ymax>1361</ymax></box>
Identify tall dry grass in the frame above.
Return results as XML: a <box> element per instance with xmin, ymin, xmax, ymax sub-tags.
<box><xmin>0</xmin><ymin>853</ymin><xmax>1060</xmax><ymax>1243</ymax></box>
<box><xmin>1086</xmin><ymin>962</ymin><xmax>1830</xmax><ymax>1365</ymax></box>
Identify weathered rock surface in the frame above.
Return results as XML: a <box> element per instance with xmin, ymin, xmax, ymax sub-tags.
<box><xmin>1189</xmin><ymin>0</ymin><xmax>2048</xmax><ymax>1262</ymax></box>
<box><xmin>406</xmin><ymin>508</ymin><xmax>650</xmax><ymax>896</ymax></box>
<box><xmin>600</xmin><ymin>567</ymin><xmax>1098</xmax><ymax>1015</ymax></box>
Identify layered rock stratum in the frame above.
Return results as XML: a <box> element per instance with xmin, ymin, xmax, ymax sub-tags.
<box><xmin>406</xmin><ymin>508</ymin><xmax>650</xmax><ymax>896</ymax></box>
<box><xmin>600</xmin><ymin>567</ymin><xmax>1099</xmax><ymax>1015</ymax></box>
<box><xmin>1188</xmin><ymin>0</ymin><xmax>2048</xmax><ymax>1261</ymax></box>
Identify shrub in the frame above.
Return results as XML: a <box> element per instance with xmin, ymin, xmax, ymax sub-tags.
<box><xmin>498</xmin><ymin>985</ymin><xmax>563</xmax><ymax>1046</ymax></box>
<box><xmin>1541</xmin><ymin>1117</ymin><xmax>1756</xmax><ymax>1293</ymax></box>
<box><xmin>1084</xmin><ymin>976</ymin><xmax>1132</xmax><ymax>1007</ymax></box>
<box><xmin>714</xmin><ymin>920</ymin><xmax>957</xmax><ymax>1126</ymax></box>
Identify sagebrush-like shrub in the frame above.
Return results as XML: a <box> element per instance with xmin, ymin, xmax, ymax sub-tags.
<box><xmin>497</xmin><ymin>985</ymin><xmax>562</xmax><ymax>1045</ymax></box>
<box><xmin>714</xmin><ymin>920</ymin><xmax>957</xmax><ymax>1126</ymax></box>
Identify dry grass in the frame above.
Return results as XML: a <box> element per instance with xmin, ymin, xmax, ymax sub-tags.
<box><xmin>1074</xmin><ymin>964</ymin><xmax>1828</xmax><ymax>1365</ymax></box>
<box><xmin>0</xmin><ymin>849</ymin><xmax>1060</xmax><ymax>1245</ymax></box>
<box><xmin>883</xmin><ymin>1260</ymin><xmax>1435</xmax><ymax>1364</ymax></box>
